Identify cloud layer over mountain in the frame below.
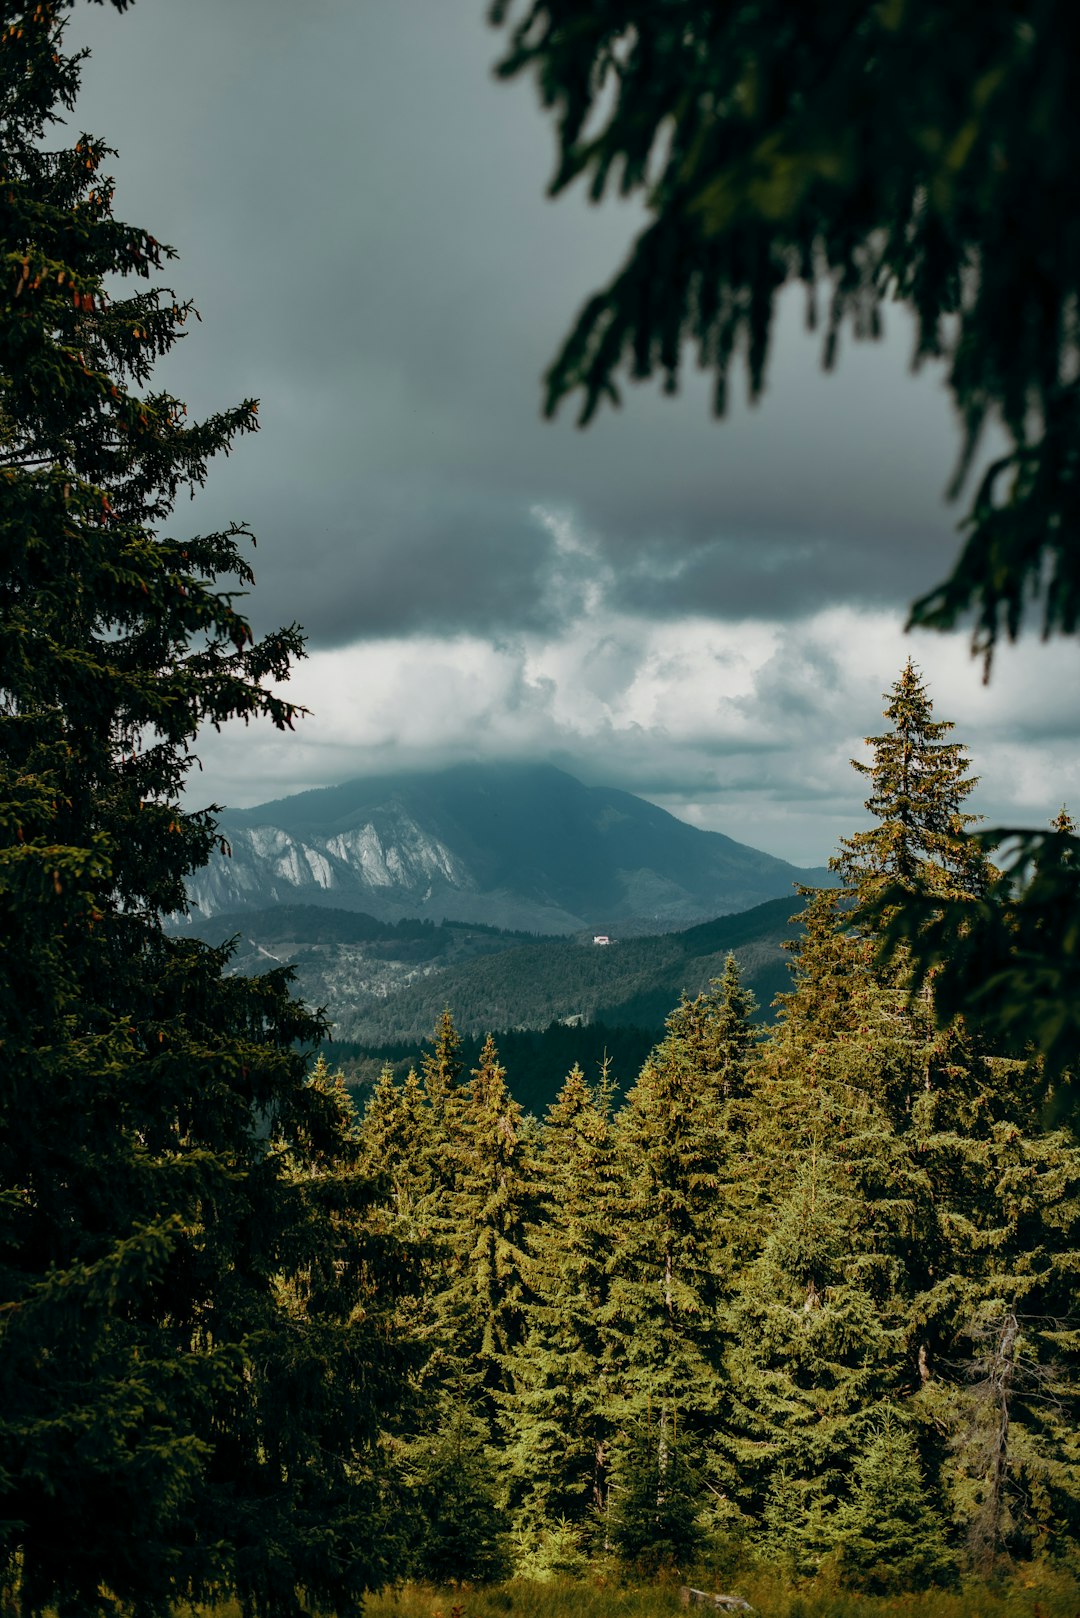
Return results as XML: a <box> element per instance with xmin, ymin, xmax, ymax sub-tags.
<box><xmin>192</xmin><ymin>602</ymin><xmax>1080</xmax><ymax>868</ymax></box>
<box><xmin>67</xmin><ymin>1</ymin><xmax>1080</xmax><ymax>866</ymax></box>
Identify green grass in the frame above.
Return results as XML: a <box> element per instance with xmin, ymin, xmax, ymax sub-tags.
<box><xmin>366</xmin><ymin>1583</ymin><xmax>684</xmax><ymax>1618</ymax></box>
<box><xmin>170</xmin><ymin>1566</ymin><xmax>1080</xmax><ymax>1618</ymax></box>
<box><xmin>364</xmin><ymin>1569</ymin><xmax>1080</xmax><ymax>1618</ymax></box>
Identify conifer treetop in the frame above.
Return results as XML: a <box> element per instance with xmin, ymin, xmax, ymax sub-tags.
<box><xmin>421</xmin><ymin>1006</ymin><xmax>464</xmax><ymax>1119</ymax></box>
<box><xmin>832</xmin><ymin>660</ymin><xmax>987</xmax><ymax>902</ymax></box>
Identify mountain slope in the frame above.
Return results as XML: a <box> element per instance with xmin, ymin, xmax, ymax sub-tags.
<box><xmin>185</xmin><ymin>895</ymin><xmax>803</xmax><ymax>1044</ymax></box>
<box><xmin>332</xmin><ymin>895</ymin><xmax>800</xmax><ymax>1042</ymax></box>
<box><xmin>185</xmin><ymin>762</ymin><xmax>826</xmax><ymax>933</ymax></box>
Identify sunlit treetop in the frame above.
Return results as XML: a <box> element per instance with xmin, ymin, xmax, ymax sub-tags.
<box><xmin>832</xmin><ymin>659</ymin><xmax>988</xmax><ymax>903</ymax></box>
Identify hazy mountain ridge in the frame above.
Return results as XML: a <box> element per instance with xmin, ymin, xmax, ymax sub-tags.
<box><xmin>185</xmin><ymin>761</ymin><xmax>827</xmax><ymax>933</ymax></box>
<box><xmin>184</xmin><ymin>895</ymin><xmax>801</xmax><ymax>1044</ymax></box>
<box><xmin>182</xmin><ymin>905</ymin><xmax>549</xmax><ymax>1024</ymax></box>
<box><xmin>333</xmin><ymin>894</ymin><xmax>800</xmax><ymax>1042</ymax></box>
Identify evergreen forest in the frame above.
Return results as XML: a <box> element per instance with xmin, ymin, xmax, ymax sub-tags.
<box><xmin>345</xmin><ymin>664</ymin><xmax>1080</xmax><ymax>1599</ymax></box>
<box><xmin>4</xmin><ymin>4</ymin><xmax>1080</xmax><ymax>1617</ymax></box>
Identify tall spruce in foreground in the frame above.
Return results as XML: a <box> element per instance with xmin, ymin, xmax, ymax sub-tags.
<box><xmin>737</xmin><ymin>668</ymin><xmax>1080</xmax><ymax>1575</ymax></box>
<box><xmin>0</xmin><ymin>9</ymin><xmax>414</xmax><ymax>1614</ymax></box>
<box><xmin>503</xmin><ymin>1063</ymin><xmax>619</xmax><ymax>1557</ymax></box>
<box><xmin>604</xmin><ymin>972</ymin><xmax>756</xmax><ymax>1557</ymax></box>
<box><xmin>719</xmin><ymin>671</ymin><xmax>974</xmax><ymax>1570</ymax></box>
<box><xmin>833</xmin><ymin>673</ymin><xmax>1080</xmax><ymax>1567</ymax></box>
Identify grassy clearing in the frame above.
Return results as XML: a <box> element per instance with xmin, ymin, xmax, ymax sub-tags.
<box><xmin>173</xmin><ymin>1567</ymin><xmax>1080</xmax><ymax>1618</ymax></box>
<box><xmin>365</xmin><ymin>1568</ymin><xmax>1080</xmax><ymax>1618</ymax></box>
<box><xmin>367</xmin><ymin>1584</ymin><xmax>681</xmax><ymax>1618</ymax></box>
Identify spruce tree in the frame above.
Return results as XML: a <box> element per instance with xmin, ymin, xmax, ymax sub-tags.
<box><xmin>724</xmin><ymin>1129</ymin><xmax>906</xmax><ymax>1572</ymax></box>
<box><xmin>604</xmin><ymin>990</ymin><xmax>741</xmax><ymax>1550</ymax></box>
<box><xmin>408</xmin><ymin>1405</ymin><xmax>510</xmax><ymax>1585</ymax></box>
<box><xmin>0</xmin><ymin>10</ymin><xmax>414</xmax><ymax>1613</ymax></box>
<box><xmin>914</xmin><ymin>1118</ymin><xmax>1080</xmax><ymax>1569</ymax></box>
<box><xmin>666</xmin><ymin>954</ymin><xmax>759</xmax><ymax>1098</ymax></box>
<box><xmin>421</xmin><ymin>1005</ymin><xmax>465</xmax><ymax>1129</ymax></box>
<box><xmin>743</xmin><ymin>671</ymin><xmax>1080</xmax><ymax>1576</ymax></box>
<box><xmin>609</xmin><ymin>1422</ymin><xmax>704</xmax><ymax>1575</ymax></box>
<box><xmin>358</xmin><ymin>1063</ymin><xmax>407</xmax><ymax>1192</ymax></box>
<box><xmin>724</xmin><ymin>785</ymin><xmax>941</xmax><ymax>1565</ymax></box>
<box><xmin>443</xmin><ymin>1034</ymin><xmax>535</xmax><ymax>1418</ymax></box>
<box><xmin>399</xmin><ymin>1037</ymin><xmax>532</xmax><ymax>1586</ymax></box>
<box><xmin>833</xmin><ymin>1411</ymin><xmax>953</xmax><ymax>1593</ymax></box>
<box><xmin>807</xmin><ymin>667</ymin><xmax>996</xmax><ymax>1127</ymax></box>
<box><xmin>503</xmin><ymin>1063</ymin><xmax>620</xmax><ymax>1552</ymax></box>
<box><xmin>358</xmin><ymin>1063</ymin><xmax>437</xmax><ymax>1219</ymax></box>
<box><xmin>713</xmin><ymin>952</ymin><xmax>759</xmax><ymax>1083</ymax></box>
<box><xmin>841</xmin><ymin>678</ymin><xmax>1080</xmax><ymax>1566</ymax></box>
<box><xmin>833</xmin><ymin>660</ymin><xmax>986</xmax><ymax>901</ymax></box>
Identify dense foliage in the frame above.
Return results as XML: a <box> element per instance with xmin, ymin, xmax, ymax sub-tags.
<box><xmin>5</xmin><ymin>3</ymin><xmax>1080</xmax><ymax>1606</ymax></box>
<box><xmin>356</xmin><ymin>669</ymin><xmax>1080</xmax><ymax>1591</ymax></box>
<box><xmin>0</xmin><ymin>7</ymin><xmax>416</xmax><ymax>1614</ymax></box>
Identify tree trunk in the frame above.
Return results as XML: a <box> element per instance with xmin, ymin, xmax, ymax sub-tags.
<box><xmin>968</xmin><ymin>1312</ymin><xmax>1018</xmax><ymax>1574</ymax></box>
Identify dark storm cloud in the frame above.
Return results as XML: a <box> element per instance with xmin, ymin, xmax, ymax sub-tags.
<box><xmin>605</xmin><ymin>521</ymin><xmax>947</xmax><ymax>622</ymax></box>
<box><xmin>67</xmin><ymin>0</ymin><xmax>970</xmax><ymax>646</ymax></box>
<box><xmin>237</xmin><ymin>487</ymin><xmax>565</xmax><ymax>642</ymax></box>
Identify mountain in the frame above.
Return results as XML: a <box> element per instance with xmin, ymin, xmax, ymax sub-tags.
<box><xmin>183</xmin><ymin>762</ymin><xmax>827</xmax><ymax>934</ymax></box>
<box><xmin>182</xmin><ymin>894</ymin><xmax>802</xmax><ymax>1046</ymax></box>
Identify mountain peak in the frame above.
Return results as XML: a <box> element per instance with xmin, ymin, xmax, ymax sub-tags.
<box><xmin>185</xmin><ymin>761</ymin><xmax>827</xmax><ymax>933</ymax></box>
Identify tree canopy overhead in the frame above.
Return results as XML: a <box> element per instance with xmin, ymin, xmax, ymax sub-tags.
<box><xmin>490</xmin><ymin>0</ymin><xmax>1080</xmax><ymax>664</ymax></box>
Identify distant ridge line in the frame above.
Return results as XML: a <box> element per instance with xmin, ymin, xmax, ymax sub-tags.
<box><xmin>185</xmin><ymin>759</ymin><xmax>831</xmax><ymax>935</ymax></box>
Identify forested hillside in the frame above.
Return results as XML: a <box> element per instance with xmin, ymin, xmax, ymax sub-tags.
<box><xmin>183</xmin><ymin>895</ymin><xmax>796</xmax><ymax>1046</ymax></box>
<box><xmin>343</xmin><ymin>897</ymin><xmax>795</xmax><ymax>1042</ymax></box>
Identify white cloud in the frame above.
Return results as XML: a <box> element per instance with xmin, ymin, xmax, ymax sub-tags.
<box><xmin>186</xmin><ymin>606</ymin><xmax>1080</xmax><ymax>868</ymax></box>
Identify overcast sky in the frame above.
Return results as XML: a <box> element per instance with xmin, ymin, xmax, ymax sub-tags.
<box><xmin>66</xmin><ymin>0</ymin><xmax>1080</xmax><ymax>866</ymax></box>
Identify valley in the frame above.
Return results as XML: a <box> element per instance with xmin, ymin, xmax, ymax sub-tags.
<box><xmin>177</xmin><ymin>762</ymin><xmax>820</xmax><ymax>1107</ymax></box>
<box><xmin>184</xmin><ymin>895</ymin><xmax>799</xmax><ymax>1043</ymax></box>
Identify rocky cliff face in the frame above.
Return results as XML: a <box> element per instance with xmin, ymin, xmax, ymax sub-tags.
<box><xmin>182</xmin><ymin>762</ymin><xmax>826</xmax><ymax>933</ymax></box>
<box><xmin>192</xmin><ymin>812</ymin><xmax>471</xmax><ymax>915</ymax></box>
